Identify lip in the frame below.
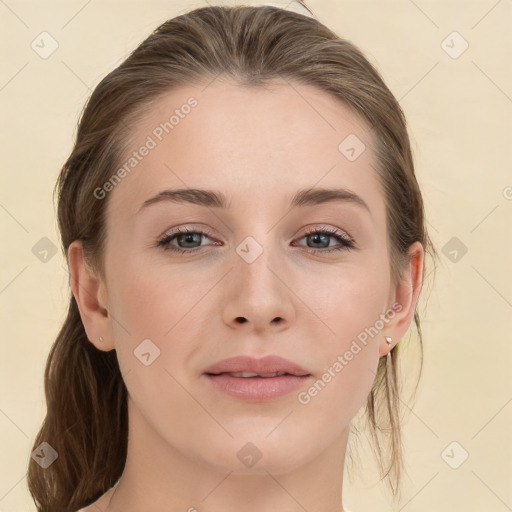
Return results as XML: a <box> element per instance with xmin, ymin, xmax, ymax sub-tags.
<box><xmin>202</xmin><ymin>355</ymin><xmax>313</xmax><ymax>402</ymax></box>
<box><xmin>202</xmin><ymin>355</ymin><xmax>311</xmax><ymax>377</ymax></box>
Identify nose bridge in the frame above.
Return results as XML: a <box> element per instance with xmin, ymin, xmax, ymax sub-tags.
<box><xmin>221</xmin><ymin>226</ymin><xmax>295</xmax><ymax>330</ymax></box>
<box><xmin>234</xmin><ymin>229</ymin><xmax>283</xmax><ymax>295</ymax></box>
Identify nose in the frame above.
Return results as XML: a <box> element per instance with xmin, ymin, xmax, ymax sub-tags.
<box><xmin>221</xmin><ymin>241</ymin><xmax>296</xmax><ymax>334</ymax></box>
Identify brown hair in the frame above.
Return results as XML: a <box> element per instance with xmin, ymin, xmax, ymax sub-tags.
<box><xmin>27</xmin><ymin>3</ymin><xmax>437</xmax><ymax>511</ymax></box>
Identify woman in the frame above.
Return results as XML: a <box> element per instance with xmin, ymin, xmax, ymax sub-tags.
<box><xmin>28</xmin><ymin>3</ymin><xmax>437</xmax><ymax>511</ymax></box>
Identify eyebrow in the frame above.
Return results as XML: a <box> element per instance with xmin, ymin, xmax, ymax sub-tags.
<box><xmin>138</xmin><ymin>187</ymin><xmax>370</xmax><ymax>214</ymax></box>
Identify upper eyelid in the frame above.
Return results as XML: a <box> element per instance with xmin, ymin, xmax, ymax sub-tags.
<box><xmin>160</xmin><ymin>226</ymin><xmax>215</xmax><ymax>240</ymax></box>
<box><xmin>160</xmin><ymin>225</ymin><xmax>350</xmax><ymax>238</ymax></box>
<box><xmin>302</xmin><ymin>225</ymin><xmax>352</xmax><ymax>239</ymax></box>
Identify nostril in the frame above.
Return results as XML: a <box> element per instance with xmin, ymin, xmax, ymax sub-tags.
<box><xmin>235</xmin><ymin>317</ymin><xmax>247</xmax><ymax>324</ymax></box>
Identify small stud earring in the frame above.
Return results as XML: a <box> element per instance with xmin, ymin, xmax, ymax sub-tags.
<box><xmin>99</xmin><ymin>336</ymin><xmax>104</xmax><ymax>343</ymax></box>
<box><xmin>385</xmin><ymin>336</ymin><xmax>392</xmax><ymax>344</ymax></box>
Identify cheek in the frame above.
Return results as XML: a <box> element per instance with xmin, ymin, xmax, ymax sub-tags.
<box><xmin>105</xmin><ymin>260</ymin><xmax>206</xmax><ymax>427</ymax></box>
<box><xmin>297</xmin><ymin>275</ymin><xmax>385</xmax><ymax>430</ymax></box>
<box><xmin>300</xmin><ymin>259</ymin><xmax>390</xmax><ymax>341</ymax></box>
<box><xmin>105</xmin><ymin>252</ymin><xmax>217</xmax><ymax>400</ymax></box>
<box><xmin>296</xmin><ymin>264</ymin><xmax>388</xmax><ymax>416</ymax></box>
<box><xmin>107</xmin><ymin>252</ymin><xmax>207</xmax><ymax>339</ymax></box>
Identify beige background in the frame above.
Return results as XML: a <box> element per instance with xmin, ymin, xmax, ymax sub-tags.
<box><xmin>1</xmin><ymin>0</ymin><xmax>511</xmax><ymax>511</ymax></box>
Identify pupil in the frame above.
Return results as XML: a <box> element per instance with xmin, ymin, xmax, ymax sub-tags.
<box><xmin>180</xmin><ymin>233</ymin><xmax>200</xmax><ymax>247</ymax></box>
<box><xmin>310</xmin><ymin>233</ymin><xmax>328</xmax><ymax>248</ymax></box>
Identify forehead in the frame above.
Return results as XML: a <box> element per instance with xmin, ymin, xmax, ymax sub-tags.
<box><xmin>106</xmin><ymin>77</ymin><xmax>381</xmax><ymax>221</ymax></box>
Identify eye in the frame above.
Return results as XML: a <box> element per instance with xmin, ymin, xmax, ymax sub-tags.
<box><xmin>156</xmin><ymin>225</ymin><xmax>355</xmax><ymax>255</ymax></box>
<box><xmin>157</xmin><ymin>227</ymin><xmax>217</xmax><ymax>254</ymax></box>
<box><xmin>294</xmin><ymin>226</ymin><xmax>355</xmax><ymax>254</ymax></box>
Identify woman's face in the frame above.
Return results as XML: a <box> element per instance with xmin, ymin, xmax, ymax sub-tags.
<box><xmin>77</xmin><ymin>78</ymin><xmax>421</xmax><ymax>475</ymax></box>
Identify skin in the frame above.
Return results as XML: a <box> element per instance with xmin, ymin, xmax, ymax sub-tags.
<box><xmin>68</xmin><ymin>77</ymin><xmax>424</xmax><ymax>512</ymax></box>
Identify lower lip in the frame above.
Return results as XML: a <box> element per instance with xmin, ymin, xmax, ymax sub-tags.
<box><xmin>203</xmin><ymin>373</ymin><xmax>312</xmax><ymax>402</ymax></box>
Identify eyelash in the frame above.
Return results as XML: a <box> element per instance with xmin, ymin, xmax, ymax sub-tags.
<box><xmin>156</xmin><ymin>226</ymin><xmax>356</xmax><ymax>255</ymax></box>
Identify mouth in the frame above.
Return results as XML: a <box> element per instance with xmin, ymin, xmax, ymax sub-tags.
<box><xmin>202</xmin><ymin>355</ymin><xmax>313</xmax><ymax>402</ymax></box>
<box><xmin>204</xmin><ymin>372</ymin><xmax>312</xmax><ymax>402</ymax></box>
<box><xmin>202</xmin><ymin>354</ymin><xmax>311</xmax><ymax>378</ymax></box>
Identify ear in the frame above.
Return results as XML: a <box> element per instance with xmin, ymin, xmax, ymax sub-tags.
<box><xmin>379</xmin><ymin>241</ymin><xmax>424</xmax><ymax>357</ymax></box>
<box><xmin>67</xmin><ymin>240</ymin><xmax>114</xmax><ymax>351</ymax></box>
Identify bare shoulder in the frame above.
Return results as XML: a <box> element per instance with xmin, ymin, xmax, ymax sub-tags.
<box><xmin>74</xmin><ymin>485</ymin><xmax>117</xmax><ymax>512</ymax></box>
<box><xmin>74</xmin><ymin>503</ymin><xmax>100</xmax><ymax>512</ymax></box>
<box><xmin>75</xmin><ymin>504</ymin><xmax>94</xmax><ymax>512</ymax></box>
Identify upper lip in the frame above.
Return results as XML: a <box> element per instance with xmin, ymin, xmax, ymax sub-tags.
<box><xmin>203</xmin><ymin>355</ymin><xmax>311</xmax><ymax>376</ymax></box>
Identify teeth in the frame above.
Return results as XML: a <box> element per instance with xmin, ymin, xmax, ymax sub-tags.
<box><xmin>229</xmin><ymin>371</ymin><xmax>287</xmax><ymax>378</ymax></box>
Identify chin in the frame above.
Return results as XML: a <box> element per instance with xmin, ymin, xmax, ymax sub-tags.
<box><xmin>198</xmin><ymin>432</ymin><xmax>314</xmax><ymax>476</ymax></box>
